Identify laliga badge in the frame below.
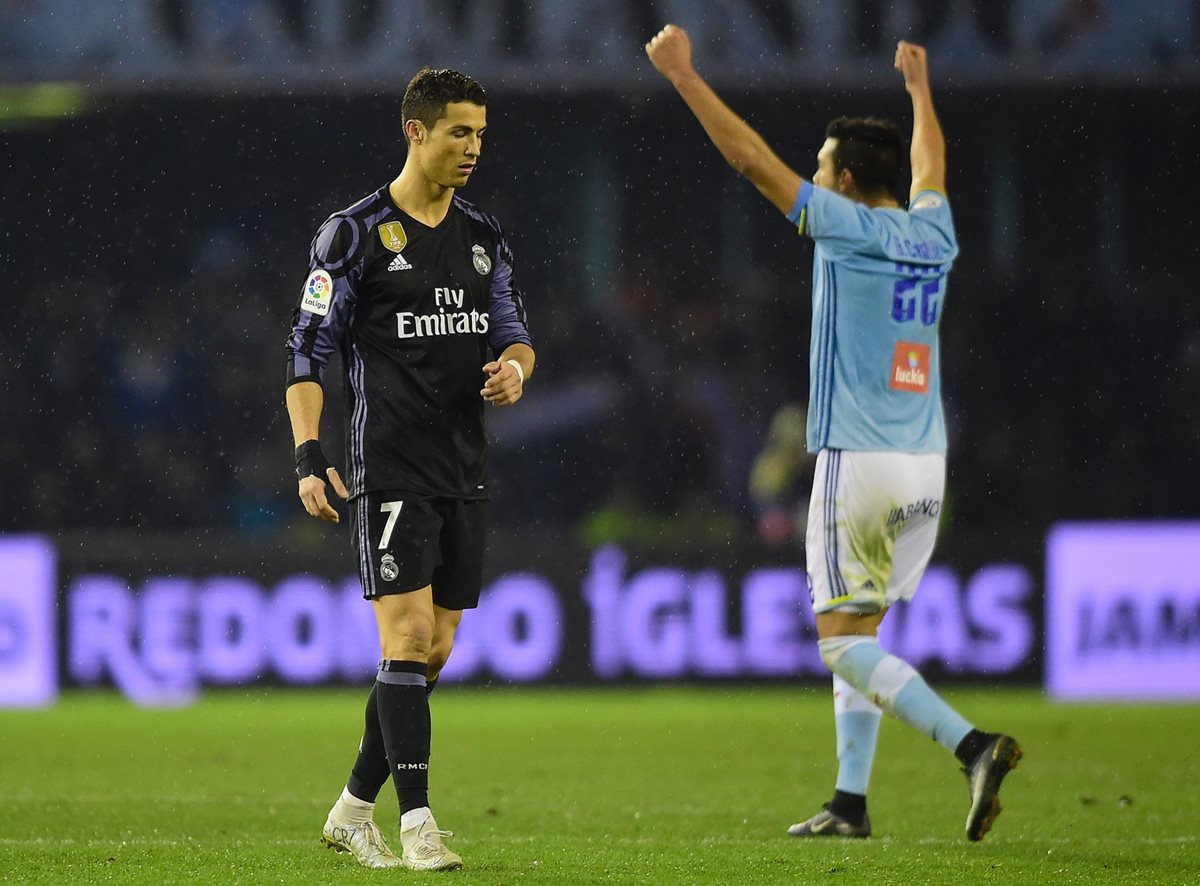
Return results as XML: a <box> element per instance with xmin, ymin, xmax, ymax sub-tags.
<box><xmin>379</xmin><ymin>553</ymin><xmax>399</xmax><ymax>582</ymax></box>
<box><xmin>471</xmin><ymin>244</ymin><xmax>492</xmax><ymax>275</ymax></box>
<box><xmin>302</xmin><ymin>270</ymin><xmax>333</xmax><ymax>316</ymax></box>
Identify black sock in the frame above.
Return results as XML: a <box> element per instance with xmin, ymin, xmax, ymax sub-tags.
<box><xmin>425</xmin><ymin>676</ymin><xmax>438</xmax><ymax>697</ymax></box>
<box><xmin>828</xmin><ymin>789</ymin><xmax>867</xmax><ymax>826</ymax></box>
<box><xmin>345</xmin><ymin>681</ymin><xmax>390</xmax><ymax>802</ymax></box>
<box><xmin>376</xmin><ymin>659</ymin><xmax>431</xmax><ymax>815</ymax></box>
<box><xmin>954</xmin><ymin>729</ymin><xmax>993</xmax><ymax>766</ymax></box>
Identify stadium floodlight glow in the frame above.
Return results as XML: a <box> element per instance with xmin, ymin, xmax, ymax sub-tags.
<box><xmin>1046</xmin><ymin>521</ymin><xmax>1200</xmax><ymax>701</ymax></box>
<box><xmin>0</xmin><ymin>536</ymin><xmax>58</xmax><ymax>707</ymax></box>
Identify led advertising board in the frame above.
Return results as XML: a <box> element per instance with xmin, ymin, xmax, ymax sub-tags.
<box><xmin>0</xmin><ymin>536</ymin><xmax>1042</xmax><ymax>705</ymax></box>
<box><xmin>0</xmin><ymin>536</ymin><xmax>58</xmax><ymax>706</ymax></box>
<box><xmin>1046</xmin><ymin>522</ymin><xmax>1200</xmax><ymax>700</ymax></box>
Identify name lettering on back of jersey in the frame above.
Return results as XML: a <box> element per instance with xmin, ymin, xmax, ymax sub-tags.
<box><xmin>398</xmin><ymin>290</ymin><xmax>488</xmax><ymax>339</ymax></box>
<box><xmin>888</xmin><ymin>235</ymin><xmax>944</xmax><ymax>260</ymax></box>
<box><xmin>302</xmin><ymin>270</ymin><xmax>333</xmax><ymax>316</ymax></box>
<box><xmin>889</xmin><ymin>341</ymin><xmax>930</xmax><ymax>394</ymax></box>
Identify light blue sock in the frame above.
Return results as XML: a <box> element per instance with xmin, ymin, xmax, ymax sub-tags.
<box><xmin>819</xmin><ymin>637</ymin><xmax>974</xmax><ymax>754</ymax></box>
<box><xmin>893</xmin><ymin>678</ymin><xmax>973</xmax><ymax>752</ymax></box>
<box><xmin>832</xmin><ymin>676</ymin><xmax>881</xmax><ymax>795</ymax></box>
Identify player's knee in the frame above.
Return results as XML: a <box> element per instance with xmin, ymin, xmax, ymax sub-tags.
<box><xmin>379</xmin><ymin>616</ymin><xmax>435</xmax><ymax>661</ymax></box>
<box><xmin>426</xmin><ymin>639</ymin><xmax>454</xmax><ymax>682</ymax></box>
<box><xmin>818</xmin><ymin>635</ymin><xmax>870</xmax><ymax>671</ymax></box>
<box><xmin>864</xmin><ymin>654</ymin><xmax>920</xmax><ymax>713</ymax></box>
<box><xmin>426</xmin><ymin>610</ymin><xmax>463</xmax><ymax>681</ymax></box>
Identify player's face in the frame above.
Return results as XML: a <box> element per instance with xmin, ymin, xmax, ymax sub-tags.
<box><xmin>813</xmin><ymin>138</ymin><xmax>840</xmax><ymax>192</ymax></box>
<box><xmin>420</xmin><ymin>101</ymin><xmax>487</xmax><ymax>189</ymax></box>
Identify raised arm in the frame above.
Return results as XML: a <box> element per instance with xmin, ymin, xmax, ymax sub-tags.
<box><xmin>894</xmin><ymin>41</ymin><xmax>946</xmax><ymax>200</ymax></box>
<box><xmin>645</xmin><ymin>25</ymin><xmax>803</xmax><ymax>215</ymax></box>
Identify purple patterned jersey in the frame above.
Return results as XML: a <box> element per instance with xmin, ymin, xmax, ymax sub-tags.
<box><xmin>286</xmin><ymin>187</ymin><xmax>532</xmax><ymax>500</ymax></box>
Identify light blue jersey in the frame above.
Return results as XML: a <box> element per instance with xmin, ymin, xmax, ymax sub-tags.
<box><xmin>787</xmin><ymin>183</ymin><xmax>958</xmax><ymax>455</ymax></box>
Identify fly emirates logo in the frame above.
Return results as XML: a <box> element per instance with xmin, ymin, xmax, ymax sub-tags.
<box><xmin>396</xmin><ymin>287</ymin><xmax>489</xmax><ymax>339</ymax></box>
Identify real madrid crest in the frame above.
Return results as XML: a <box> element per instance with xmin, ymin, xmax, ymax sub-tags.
<box><xmin>379</xmin><ymin>553</ymin><xmax>399</xmax><ymax>582</ymax></box>
<box><xmin>471</xmin><ymin>244</ymin><xmax>492</xmax><ymax>276</ymax></box>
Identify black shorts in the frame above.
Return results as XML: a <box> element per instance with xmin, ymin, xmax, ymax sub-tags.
<box><xmin>350</xmin><ymin>491</ymin><xmax>487</xmax><ymax>610</ymax></box>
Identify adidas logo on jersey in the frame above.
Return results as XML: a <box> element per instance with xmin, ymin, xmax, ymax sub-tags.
<box><xmin>388</xmin><ymin>253</ymin><xmax>412</xmax><ymax>272</ymax></box>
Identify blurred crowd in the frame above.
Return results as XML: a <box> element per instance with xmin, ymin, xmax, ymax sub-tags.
<box><xmin>5</xmin><ymin>228</ymin><xmax>809</xmax><ymax>544</ymax></box>
<box><xmin>10</xmin><ymin>215</ymin><xmax>1196</xmax><ymax>546</ymax></box>
<box><xmin>0</xmin><ymin>0</ymin><xmax>1195</xmax><ymax>85</ymax></box>
<box><xmin>7</xmin><ymin>84</ymin><xmax>1198</xmax><ymax>545</ymax></box>
<box><xmin>3</xmin><ymin>4</ymin><xmax>1199</xmax><ymax>549</ymax></box>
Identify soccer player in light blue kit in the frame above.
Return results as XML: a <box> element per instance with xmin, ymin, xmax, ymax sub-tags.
<box><xmin>646</xmin><ymin>28</ymin><xmax>1021</xmax><ymax>841</ymax></box>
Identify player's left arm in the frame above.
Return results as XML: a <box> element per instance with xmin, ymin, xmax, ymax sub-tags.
<box><xmin>895</xmin><ymin>41</ymin><xmax>947</xmax><ymax>201</ymax></box>
<box><xmin>482</xmin><ymin>342</ymin><xmax>535</xmax><ymax>407</ymax></box>
<box><xmin>645</xmin><ymin>24</ymin><xmax>803</xmax><ymax>215</ymax></box>
<box><xmin>481</xmin><ymin>221</ymin><xmax>535</xmax><ymax>407</ymax></box>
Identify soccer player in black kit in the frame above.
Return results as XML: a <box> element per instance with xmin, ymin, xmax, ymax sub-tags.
<box><xmin>285</xmin><ymin>68</ymin><xmax>535</xmax><ymax>871</ymax></box>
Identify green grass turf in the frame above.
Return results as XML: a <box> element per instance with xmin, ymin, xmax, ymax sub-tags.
<box><xmin>1</xmin><ymin>687</ymin><xmax>1197</xmax><ymax>884</ymax></box>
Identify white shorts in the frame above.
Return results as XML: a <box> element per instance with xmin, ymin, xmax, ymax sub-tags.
<box><xmin>805</xmin><ymin>449</ymin><xmax>945</xmax><ymax>614</ymax></box>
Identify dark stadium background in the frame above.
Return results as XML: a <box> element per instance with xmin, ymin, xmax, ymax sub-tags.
<box><xmin>2</xmin><ymin>1</ymin><xmax>1198</xmax><ymax>695</ymax></box>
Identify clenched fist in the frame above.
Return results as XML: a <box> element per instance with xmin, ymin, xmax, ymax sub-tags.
<box><xmin>645</xmin><ymin>24</ymin><xmax>694</xmax><ymax>83</ymax></box>
<box><xmin>894</xmin><ymin>41</ymin><xmax>930</xmax><ymax>94</ymax></box>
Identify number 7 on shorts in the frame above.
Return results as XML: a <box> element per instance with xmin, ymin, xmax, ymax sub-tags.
<box><xmin>379</xmin><ymin>500</ymin><xmax>404</xmax><ymax>549</ymax></box>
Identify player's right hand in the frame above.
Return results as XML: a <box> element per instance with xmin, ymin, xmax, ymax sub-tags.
<box><xmin>645</xmin><ymin>24</ymin><xmax>693</xmax><ymax>82</ymax></box>
<box><xmin>894</xmin><ymin>41</ymin><xmax>929</xmax><ymax>94</ymax></box>
<box><xmin>298</xmin><ymin>467</ymin><xmax>349</xmax><ymax>524</ymax></box>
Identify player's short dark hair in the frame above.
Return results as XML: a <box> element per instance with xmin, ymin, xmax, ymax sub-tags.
<box><xmin>825</xmin><ymin>116</ymin><xmax>904</xmax><ymax>197</ymax></box>
<box><xmin>402</xmin><ymin>68</ymin><xmax>487</xmax><ymax>143</ymax></box>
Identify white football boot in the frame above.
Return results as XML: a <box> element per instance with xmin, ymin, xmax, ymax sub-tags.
<box><xmin>400</xmin><ymin>807</ymin><xmax>464</xmax><ymax>871</ymax></box>
<box><xmin>321</xmin><ymin>815</ymin><xmax>402</xmax><ymax>869</ymax></box>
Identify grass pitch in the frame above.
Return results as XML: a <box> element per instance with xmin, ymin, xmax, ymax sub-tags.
<box><xmin>1</xmin><ymin>686</ymin><xmax>1197</xmax><ymax>884</ymax></box>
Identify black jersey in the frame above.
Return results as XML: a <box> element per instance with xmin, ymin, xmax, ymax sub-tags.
<box><xmin>286</xmin><ymin>186</ymin><xmax>533</xmax><ymax>500</ymax></box>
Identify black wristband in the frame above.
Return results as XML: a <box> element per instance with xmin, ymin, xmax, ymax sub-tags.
<box><xmin>295</xmin><ymin>439</ymin><xmax>332</xmax><ymax>481</ymax></box>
